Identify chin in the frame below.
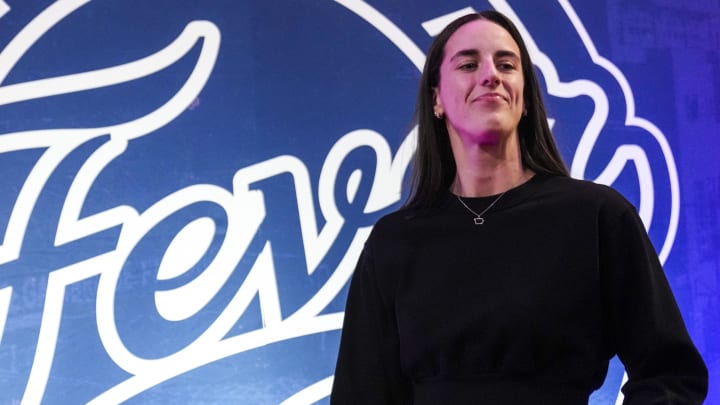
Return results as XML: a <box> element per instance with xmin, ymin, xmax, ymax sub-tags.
<box><xmin>452</xmin><ymin>119</ymin><xmax>517</xmax><ymax>144</ymax></box>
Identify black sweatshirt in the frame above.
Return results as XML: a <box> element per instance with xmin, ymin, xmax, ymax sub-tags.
<box><xmin>331</xmin><ymin>174</ymin><xmax>707</xmax><ymax>404</ymax></box>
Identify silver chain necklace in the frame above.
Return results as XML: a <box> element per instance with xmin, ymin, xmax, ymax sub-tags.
<box><xmin>455</xmin><ymin>191</ymin><xmax>507</xmax><ymax>225</ymax></box>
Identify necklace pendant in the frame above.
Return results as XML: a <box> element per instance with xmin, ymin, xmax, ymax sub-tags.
<box><xmin>456</xmin><ymin>193</ymin><xmax>505</xmax><ymax>226</ymax></box>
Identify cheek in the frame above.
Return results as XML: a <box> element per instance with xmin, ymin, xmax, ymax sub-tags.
<box><xmin>439</xmin><ymin>85</ymin><xmax>469</xmax><ymax>112</ymax></box>
<box><xmin>514</xmin><ymin>80</ymin><xmax>525</xmax><ymax>105</ymax></box>
<box><xmin>438</xmin><ymin>72</ymin><xmax>471</xmax><ymax>100</ymax></box>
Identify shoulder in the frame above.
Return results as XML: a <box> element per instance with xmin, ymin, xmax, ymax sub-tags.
<box><xmin>360</xmin><ymin>203</ymin><xmax>442</xmax><ymax>267</ymax></box>
<box><xmin>365</xmin><ymin>208</ymin><xmax>417</xmax><ymax>248</ymax></box>
<box><xmin>540</xmin><ymin>175</ymin><xmax>625</xmax><ymax>199</ymax></box>
<box><xmin>523</xmin><ymin>175</ymin><xmax>643</xmax><ymax>235</ymax></box>
<box><xmin>538</xmin><ymin>175</ymin><xmax>635</xmax><ymax>213</ymax></box>
<box><xmin>373</xmin><ymin>207</ymin><xmax>416</xmax><ymax>231</ymax></box>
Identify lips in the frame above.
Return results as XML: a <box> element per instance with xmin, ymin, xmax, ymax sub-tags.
<box><xmin>472</xmin><ymin>93</ymin><xmax>507</xmax><ymax>102</ymax></box>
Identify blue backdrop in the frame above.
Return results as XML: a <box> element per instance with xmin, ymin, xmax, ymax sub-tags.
<box><xmin>0</xmin><ymin>0</ymin><xmax>717</xmax><ymax>403</ymax></box>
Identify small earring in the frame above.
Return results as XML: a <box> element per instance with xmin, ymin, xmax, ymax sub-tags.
<box><xmin>522</xmin><ymin>106</ymin><xmax>528</xmax><ymax>116</ymax></box>
<box><xmin>434</xmin><ymin>111</ymin><xmax>442</xmax><ymax>119</ymax></box>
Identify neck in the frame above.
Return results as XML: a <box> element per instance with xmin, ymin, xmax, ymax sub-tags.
<box><xmin>449</xmin><ymin>130</ymin><xmax>532</xmax><ymax>197</ymax></box>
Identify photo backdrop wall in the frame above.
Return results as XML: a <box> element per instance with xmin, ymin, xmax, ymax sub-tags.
<box><xmin>0</xmin><ymin>0</ymin><xmax>717</xmax><ymax>403</ymax></box>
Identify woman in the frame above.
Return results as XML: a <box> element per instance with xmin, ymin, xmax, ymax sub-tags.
<box><xmin>331</xmin><ymin>10</ymin><xmax>707</xmax><ymax>405</ymax></box>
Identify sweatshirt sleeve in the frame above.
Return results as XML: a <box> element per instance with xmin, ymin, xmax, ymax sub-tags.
<box><xmin>330</xmin><ymin>240</ymin><xmax>412</xmax><ymax>405</ymax></box>
<box><xmin>601</xmin><ymin>204</ymin><xmax>708</xmax><ymax>404</ymax></box>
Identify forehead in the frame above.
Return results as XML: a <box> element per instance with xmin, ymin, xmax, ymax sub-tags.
<box><xmin>443</xmin><ymin>19</ymin><xmax>520</xmax><ymax>60</ymax></box>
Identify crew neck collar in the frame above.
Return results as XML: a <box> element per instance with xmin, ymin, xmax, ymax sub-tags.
<box><xmin>444</xmin><ymin>172</ymin><xmax>549</xmax><ymax>209</ymax></box>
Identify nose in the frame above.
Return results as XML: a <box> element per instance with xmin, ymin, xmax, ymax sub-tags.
<box><xmin>479</xmin><ymin>62</ymin><xmax>500</xmax><ymax>86</ymax></box>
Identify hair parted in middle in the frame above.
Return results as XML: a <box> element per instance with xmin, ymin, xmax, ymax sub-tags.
<box><xmin>404</xmin><ymin>10</ymin><xmax>568</xmax><ymax>211</ymax></box>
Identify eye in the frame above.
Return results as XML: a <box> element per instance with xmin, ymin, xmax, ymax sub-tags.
<box><xmin>498</xmin><ymin>62</ymin><xmax>515</xmax><ymax>71</ymax></box>
<box><xmin>458</xmin><ymin>61</ymin><xmax>478</xmax><ymax>71</ymax></box>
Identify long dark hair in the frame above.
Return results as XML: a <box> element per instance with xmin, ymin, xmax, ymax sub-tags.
<box><xmin>404</xmin><ymin>11</ymin><xmax>568</xmax><ymax>211</ymax></box>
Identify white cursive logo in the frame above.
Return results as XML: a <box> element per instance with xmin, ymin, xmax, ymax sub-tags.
<box><xmin>0</xmin><ymin>1</ymin><xmax>679</xmax><ymax>404</ymax></box>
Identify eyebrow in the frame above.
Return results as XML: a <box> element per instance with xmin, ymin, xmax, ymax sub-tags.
<box><xmin>449</xmin><ymin>49</ymin><xmax>520</xmax><ymax>61</ymax></box>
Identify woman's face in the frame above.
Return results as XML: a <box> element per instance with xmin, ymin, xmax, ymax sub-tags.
<box><xmin>434</xmin><ymin>19</ymin><xmax>525</xmax><ymax>145</ymax></box>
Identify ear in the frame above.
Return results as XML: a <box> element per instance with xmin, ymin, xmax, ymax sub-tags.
<box><xmin>432</xmin><ymin>87</ymin><xmax>444</xmax><ymax>117</ymax></box>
